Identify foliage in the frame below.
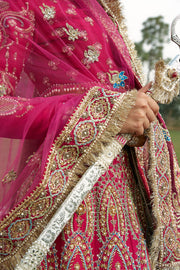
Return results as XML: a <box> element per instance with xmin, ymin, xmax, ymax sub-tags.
<box><xmin>160</xmin><ymin>96</ymin><xmax>180</xmax><ymax>127</ymax></box>
<box><xmin>169</xmin><ymin>129</ymin><xmax>180</xmax><ymax>164</ymax></box>
<box><xmin>135</xmin><ymin>16</ymin><xmax>169</xmax><ymax>80</ymax></box>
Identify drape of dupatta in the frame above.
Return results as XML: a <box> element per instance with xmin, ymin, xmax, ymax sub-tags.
<box><xmin>0</xmin><ymin>0</ymin><xmax>179</xmax><ymax>269</ymax></box>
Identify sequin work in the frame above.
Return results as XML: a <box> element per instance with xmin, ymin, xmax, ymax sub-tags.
<box><xmin>39</xmin><ymin>4</ymin><xmax>56</xmax><ymax>20</ymax></box>
<box><xmin>54</xmin><ymin>151</ymin><xmax>151</xmax><ymax>269</ymax></box>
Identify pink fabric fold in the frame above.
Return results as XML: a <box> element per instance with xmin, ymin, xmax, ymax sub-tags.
<box><xmin>0</xmin><ymin>0</ymin><xmax>139</xmax><ymax>218</ymax></box>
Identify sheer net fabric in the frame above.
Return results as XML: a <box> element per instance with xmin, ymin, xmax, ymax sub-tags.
<box><xmin>0</xmin><ymin>0</ymin><xmax>138</xmax><ymax>218</ymax></box>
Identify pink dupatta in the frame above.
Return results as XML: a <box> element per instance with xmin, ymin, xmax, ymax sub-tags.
<box><xmin>0</xmin><ymin>0</ymin><xmax>179</xmax><ymax>269</ymax></box>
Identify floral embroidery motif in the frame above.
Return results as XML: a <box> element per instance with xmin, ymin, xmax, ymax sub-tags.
<box><xmin>48</xmin><ymin>60</ymin><xmax>59</xmax><ymax>70</ymax></box>
<box><xmin>84</xmin><ymin>17</ymin><xmax>94</xmax><ymax>26</ymax></box>
<box><xmin>106</xmin><ymin>58</ymin><xmax>113</xmax><ymax>69</ymax></box>
<box><xmin>0</xmin><ymin>96</ymin><xmax>33</xmax><ymax>118</ymax></box>
<box><xmin>66</xmin><ymin>70</ymin><xmax>78</xmax><ymax>81</ymax></box>
<box><xmin>63</xmin><ymin>23</ymin><xmax>79</xmax><ymax>41</ymax></box>
<box><xmin>108</xmin><ymin>70</ymin><xmax>128</xmax><ymax>89</ymax></box>
<box><xmin>0</xmin><ymin>97</ymin><xmax>19</xmax><ymax>116</ymax></box>
<box><xmin>162</xmin><ymin>129</ymin><xmax>171</xmax><ymax>142</ymax></box>
<box><xmin>97</xmin><ymin>72</ymin><xmax>107</xmax><ymax>83</ymax></box>
<box><xmin>88</xmin><ymin>97</ymin><xmax>110</xmax><ymax>121</ymax></box>
<box><xmin>48</xmin><ymin>169</ymin><xmax>66</xmax><ymax>196</ymax></box>
<box><xmin>83</xmin><ymin>43</ymin><xmax>102</xmax><ymax>68</ymax></box>
<box><xmin>42</xmin><ymin>76</ymin><xmax>50</xmax><ymax>86</ymax></box>
<box><xmin>65</xmin><ymin>3</ymin><xmax>77</xmax><ymax>15</ymax></box>
<box><xmin>66</xmin><ymin>7</ymin><xmax>77</xmax><ymax>15</ymax></box>
<box><xmin>38</xmin><ymin>243</ymin><xmax>59</xmax><ymax>270</ymax></box>
<box><xmin>0</xmin><ymin>1</ymin><xmax>9</xmax><ymax>11</ymax></box>
<box><xmin>0</xmin><ymin>238</ymin><xmax>13</xmax><ymax>256</ymax></box>
<box><xmin>29</xmin><ymin>197</ymin><xmax>53</xmax><ymax>219</ymax></box>
<box><xmin>63</xmin><ymin>23</ymin><xmax>87</xmax><ymax>41</ymax></box>
<box><xmin>56</xmin><ymin>145</ymin><xmax>79</xmax><ymax>168</ymax></box>
<box><xmin>2</xmin><ymin>170</ymin><xmax>17</xmax><ymax>183</ymax></box>
<box><xmin>62</xmin><ymin>44</ymin><xmax>75</xmax><ymax>56</ymax></box>
<box><xmin>8</xmin><ymin>219</ymin><xmax>32</xmax><ymax>241</ymax></box>
<box><xmin>39</xmin><ymin>4</ymin><xmax>56</xmax><ymax>21</ymax></box>
<box><xmin>74</xmin><ymin>120</ymin><xmax>97</xmax><ymax>146</ymax></box>
<box><xmin>60</xmin><ymin>234</ymin><xmax>93</xmax><ymax>269</ymax></box>
<box><xmin>16</xmin><ymin>104</ymin><xmax>33</xmax><ymax>118</ymax></box>
<box><xmin>0</xmin><ymin>84</ymin><xmax>7</xmax><ymax>96</ymax></box>
<box><xmin>52</xmin><ymin>27</ymin><xmax>64</xmax><ymax>38</ymax></box>
<box><xmin>0</xmin><ymin>3</ymin><xmax>34</xmax><ymax>96</ymax></box>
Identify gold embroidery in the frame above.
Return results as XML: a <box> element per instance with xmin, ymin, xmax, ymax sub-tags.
<box><xmin>1</xmin><ymin>3</ymin><xmax>34</xmax><ymax>35</ymax></box>
<box><xmin>85</xmin><ymin>45</ymin><xmax>101</xmax><ymax>62</ymax></box>
<box><xmin>0</xmin><ymin>97</ymin><xmax>19</xmax><ymax>116</ymax></box>
<box><xmin>66</xmin><ymin>8</ymin><xmax>77</xmax><ymax>15</ymax></box>
<box><xmin>83</xmin><ymin>43</ymin><xmax>102</xmax><ymax>68</ymax></box>
<box><xmin>106</xmin><ymin>58</ymin><xmax>113</xmax><ymax>69</ymax></box>
<box><xmin>39</xmin><ymin>4</ymin><xmax>56</xmax><ymax>21</ymax></box>
<box><xmin>63</xmin><ymin>23</ymin><xmax>88</xmax><ymax>42</ymax></box>
<box><xmin>97</xmin><ymin>72</ymin><xmax>107</xmax><ymax>83</ymax></box>
<box><xmin>107</xmin><ymin>70</ymin><xmax>128</xmax><ymax>88</ymax></box>
<box><xmin>151</xmin><ymin>60</ymin><xmax>180</xmax><ymax>104</ymax></box>
<box><xmin>62</xmin><ymin>44</ymin><xmax>75</xmax><ymax>56</ymax></box>
<box><xmin>48</xmin><ymin>60</ymin><xmax>58</xmax><ymax>70</ymax></box>
<box><xmin>0</xmin><ymin>1</ymin><xmax>9</xmax><ymax>11</ymax></box>
<box><xmin>2</xmin><ymin>170</ymin><xmax>17</xmax><ymax>183</ymax></box>
<box><xmin>52</xmin><ymin>27</ymin><xmax>64</xmax><ymax>38</ymax></box>
<box><xmin>84</xmin><ymin>17</ymin><xmax>94</xmax><ymax>26</ymax></box>
<box><xmin>8</xmin><ymin>219</ymin><xmax>32</xmax><ymax>240</ymax></box>
<box><xmin>108</xmin><ymin>70</ymin><xmax>120</xmax><ymax>85</ymax></box>
<box><xmin>16</xmin><ymin>104</ymin><xmax>33</xmax><ymax>118</ymax></box>
<box><xmin>76</xmin><ymin>203</ymin><xmax>86</xmax><ymax>215</ymax></box>
<box><xmin>42</xmin><ymin>76</ymin><xmax>50</xmax><ymax>86</ymax></box>
<box><xmin>63</xmin><ymin>23</ymin><xmax>80</xmax><ymax>41</ymax></box>
<box><xmin>0</xmin><ymin>84</ymin><xmax>7</xmax><ymax>96</ymax></box>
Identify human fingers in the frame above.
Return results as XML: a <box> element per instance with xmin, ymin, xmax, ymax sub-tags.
<box><xmin>120</xmin><ymin>87</ymin><xmax>158</xmax><ymax>135</ymax></box>
<box><xmin>138</xmin><ymin>83</ymin><xmax>159</xmax><ymax>115</ymax></box>
<box><xmin>143</xmin><ymin>118</ymin><xmax>150</xmax><ymax>130</ymax></box>
<box><xmin>133</xmin><ymin>123</ymin><xmax>145</xmax><ymax>136</ymax></box>
<box><xmin>138</xmin><ymin>82</ymin><xmax>152</xmax><ymax>93</ymax></box>
<box><xmin>147</xmin><ymin>95</ymin><xmax>159</xmax><ymax>115</ymax></box>
<box><xmin>146</xmin><ymin>107</ymin><xmax>157</xmax><ymax>123</ymax></box>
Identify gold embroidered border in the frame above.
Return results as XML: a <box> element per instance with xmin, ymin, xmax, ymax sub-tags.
<box><xmin>0</xmin><ymin>86</ymin><xmax>137</xmax><ymax>269</ymax></box>
<box><xmin>148</xmin><ymin>121</ymin><xmax>180</xmax><ymax>269</ymax></box>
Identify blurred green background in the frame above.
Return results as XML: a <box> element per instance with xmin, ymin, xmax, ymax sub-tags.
<box><xmin>169</xmin><ymin>130</ymin><xmax>180</xmax><ymax>164</ymax></box>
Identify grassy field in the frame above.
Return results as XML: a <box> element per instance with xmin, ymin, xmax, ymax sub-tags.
<box><xmin>169</xmin><ymin>129</ymin><xmax>180</xmax><ymax>165</ymax></box>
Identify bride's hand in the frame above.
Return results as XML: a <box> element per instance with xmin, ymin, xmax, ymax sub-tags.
<box><xmin>120</xmin><ymin>82</ymin><xmax>159</xmax><ymax>136</ymax></box>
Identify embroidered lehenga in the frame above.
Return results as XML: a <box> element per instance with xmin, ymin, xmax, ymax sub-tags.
<box><xmin>0</xmin><ymin>0</ymin><xmax>179</xmax><ymax>269</ymax></box>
